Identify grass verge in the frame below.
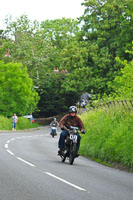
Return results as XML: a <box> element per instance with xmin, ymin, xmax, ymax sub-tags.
<box><xmin>0</xmin><ymin>115</ymin><xmax>39</xmax><ymax>131</ymax></box>
<box><xmin>79</xmin><ymin>105</ymin><xmax>133</xmax><ymax>171</ymax></box>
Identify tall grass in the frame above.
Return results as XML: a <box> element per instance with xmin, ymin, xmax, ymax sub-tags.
<box><xmin>0</xmin><ymin>115</ymin><xmax>39</xmax><ymax>131</ymax></box>
<box><xmin>79</xmin><ymin>105</ymin><xmax>133</xmax><ymax>170</ymax></box>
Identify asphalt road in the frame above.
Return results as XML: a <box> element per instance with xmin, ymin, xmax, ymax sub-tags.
<box><xmin>0</xmin><ymin>126</ymin><xmax>133</xmax><ymax>200</ymax></box>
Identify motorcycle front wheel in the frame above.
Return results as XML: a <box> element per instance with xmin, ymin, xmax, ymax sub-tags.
<box><xmin>69</xmin><ymin>143</ymin><xmax>77</xmax><ymax>165</ymax></box>
<box><xmin>52</xmin><ymin>130</ymin><xmax>55</xmax><ymax>137</ymax></box>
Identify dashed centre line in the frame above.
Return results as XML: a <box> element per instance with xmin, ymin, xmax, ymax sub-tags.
<box><xmin>5</xmin><ymin>143</ymin><xmax>8</xmax><ymax>148</ymax></box>
<box><xmin>45</xmin><ymin>172</ymin><xmax>86</xmax><ymax>191</ymax></box>
<box><xmin>17</xmin><ymin>157</ymin><xmax>36</xmax><ymax>167</ymax></box>
<box><xmin>6</xmin><ymin>149</ymin><xmax>14</xmax><ymax>156</ymax></box>
<box><xmin>5</xmin><ymin>136</ymin><xmax>39</xmax><ymax>167</ymax></box>
<box><xmin>4</xmin><ymin>134</ymin><xmax>88</xmax><ymax>193</ymax></box>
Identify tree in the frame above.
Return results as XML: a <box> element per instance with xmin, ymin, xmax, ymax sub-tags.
<box><xmin>60</xmin><ymin>40</ymin><xmax>91</xmax><ymax>95</ymax></box>
<box><xmin>3</xmin><ymin>16</ymin><xmax>86</xmax><ymax>116</ymax></box>
<box><xmin>4</xmin><ymin>15</ymin><xmax>42</xmax><ymax>78</ymax></box>
<box><xmin>80</xmin><ymin>0</ymin><xmax>133</xmax><ymax>95</ymax></box>
<box><xmin>0</xmin><ymin>61</ymin><xmax>39</xmax><ymax>116</ymax></box>
<box><xmin>4</xmin><ymin>16</ymin><xmax>80</xmax><ymax>80</ymax></box>
<box><xmin>108</xmin><ymin>46</ymin><xmax>133</xmax><ymax>99</ymax></box>
<box><xmin>40</xmin><ymin>18</ymin><xmax>79</xmax><ymax>48</ymax></box>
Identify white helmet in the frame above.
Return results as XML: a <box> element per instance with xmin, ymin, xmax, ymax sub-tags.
<box><xmin>69</xmin><ymin>106</ymin><xmax>77</xmax><ymax>113</ymax></box>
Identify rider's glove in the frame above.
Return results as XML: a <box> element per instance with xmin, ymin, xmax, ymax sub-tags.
<box><xmin>81</xmin><ymin>131</ymin><xmax>85</xmax><ymax>134</ymax></box>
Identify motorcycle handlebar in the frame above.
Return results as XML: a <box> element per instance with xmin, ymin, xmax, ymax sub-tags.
<box><xmin>61</xmin><ymin>126</ymin><xmax>85</xmax><ymax>133</ymax></box>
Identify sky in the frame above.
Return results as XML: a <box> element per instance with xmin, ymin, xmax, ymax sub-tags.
<box><xmin>0</xmin><ymin>0</ymin><xmax>85</xmax><ymax>29</ymax></box>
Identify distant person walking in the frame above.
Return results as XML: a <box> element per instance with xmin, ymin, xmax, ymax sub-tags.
<box><xmin>12</xmin><ymin>113</ymin><xmax>18</xmax><ymax>131</ymax></box>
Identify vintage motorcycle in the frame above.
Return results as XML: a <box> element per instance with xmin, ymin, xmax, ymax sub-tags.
<box><xmin>59</xmin><ymin>126</ymin><xmax>80</xmax><ymax>165</ymax></box>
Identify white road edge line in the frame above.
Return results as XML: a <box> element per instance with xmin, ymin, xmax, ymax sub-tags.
<box><xmin>45</xmin><ymin>172</ymin><xmax>86</xmax><ymax>192</ymax></box>
<box><xmin>17</xmin><ymin>157</ymin><xmax>36</xmax><ymax>167</ymax></box>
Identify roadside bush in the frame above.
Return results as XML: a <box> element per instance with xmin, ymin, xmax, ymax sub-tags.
<box><xmin>79</xmin><ymin>105</ymin><xmax>133</xmax><ymax>170</ymax></box>
<box><xmin>16</xmin><ymin>117</ymin><xmax>39</xmax><ymax>130</ymax></box>
<box><xmin>0</xmin><ymin>115</ymin><xmax>12</xmax><ymax>130</ymax></box>
<box><xmin>0</xmin><ymin>115</ymin><xmax>39</xmax><ymax>131</ymax></box>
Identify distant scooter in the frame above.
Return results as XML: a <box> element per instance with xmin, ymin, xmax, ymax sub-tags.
<box><xmin>51</xmin><ymin>126</ymin><xmax>57</xmax><ymax>138</ymax></box>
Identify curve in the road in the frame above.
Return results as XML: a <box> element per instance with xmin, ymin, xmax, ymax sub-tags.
<box><xmin>4</xmin><ymin>134</ymin><xmax>87</xmax><ymax>192</ymax></box>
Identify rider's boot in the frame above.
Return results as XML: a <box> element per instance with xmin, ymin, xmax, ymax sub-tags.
<box><xmin>58</xmin><ymin>149</ymin><xmax>63</xmax><ymax>156</ymax></box>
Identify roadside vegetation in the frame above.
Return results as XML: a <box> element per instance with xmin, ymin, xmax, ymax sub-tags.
<box><xmin>79</xmin><ymin>105</ymin><xmax>133</xmax><ymax>171</ymax></box>
<box><xmin>79</xmin><ymin>51</ymin><xmax>133</xmax><ymax>171</ymax></box>
<box><xmin>0</xmin><ymin>115</ymin><xmax>39</xmax><ymax>131</ymax></box>
<box><xmin>0</xmin><ymin>0</ymin><xmax>132</xmax><ymax>171</ymax></box>
<box><xmin>0</xmin><ymin>0</ymin><xmax>132</xmax><ymax>117</ymax></box>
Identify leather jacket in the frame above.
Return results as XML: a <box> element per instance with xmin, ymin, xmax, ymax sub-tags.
<box><xmin>59</xmin><ymin>114</ymin><xmax>84</xmax><ymax>131</ymax></box>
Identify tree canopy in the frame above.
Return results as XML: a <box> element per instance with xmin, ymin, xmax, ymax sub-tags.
<box><xmin>108</xmin><ymin>46</ymin><xmax>133</xmax><ymax>99</ymax></box>
<box><xmin>0</xmin><ymin>61</ymin><xmax>39</xmax><ymax>116</ymax></box>
<box><xmin>0</xmin><ymin>0</ymin><xmax>133</xmax><ymax>117</ymax></box>
<box><xmin>80</xmin><ymin>0</ymin><xmax>133</xmax><ymax>94</ymax></box>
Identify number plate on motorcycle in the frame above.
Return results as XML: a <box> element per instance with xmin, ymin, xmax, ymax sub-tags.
<box><xmin>70</xmin><ymin>134</ymin><xmax>77</xmax><ymax>142</ymax></box>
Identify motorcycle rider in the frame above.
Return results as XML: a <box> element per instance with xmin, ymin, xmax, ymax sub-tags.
<box><xmin>58</xmin><ymin>106</ymin><xmax>85</xmax><ymax>156</ymax></box>
<box><xmin>50</xmin><ymin>118</ymin><xmax>59</xmax><ymax>135</ymax></box>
